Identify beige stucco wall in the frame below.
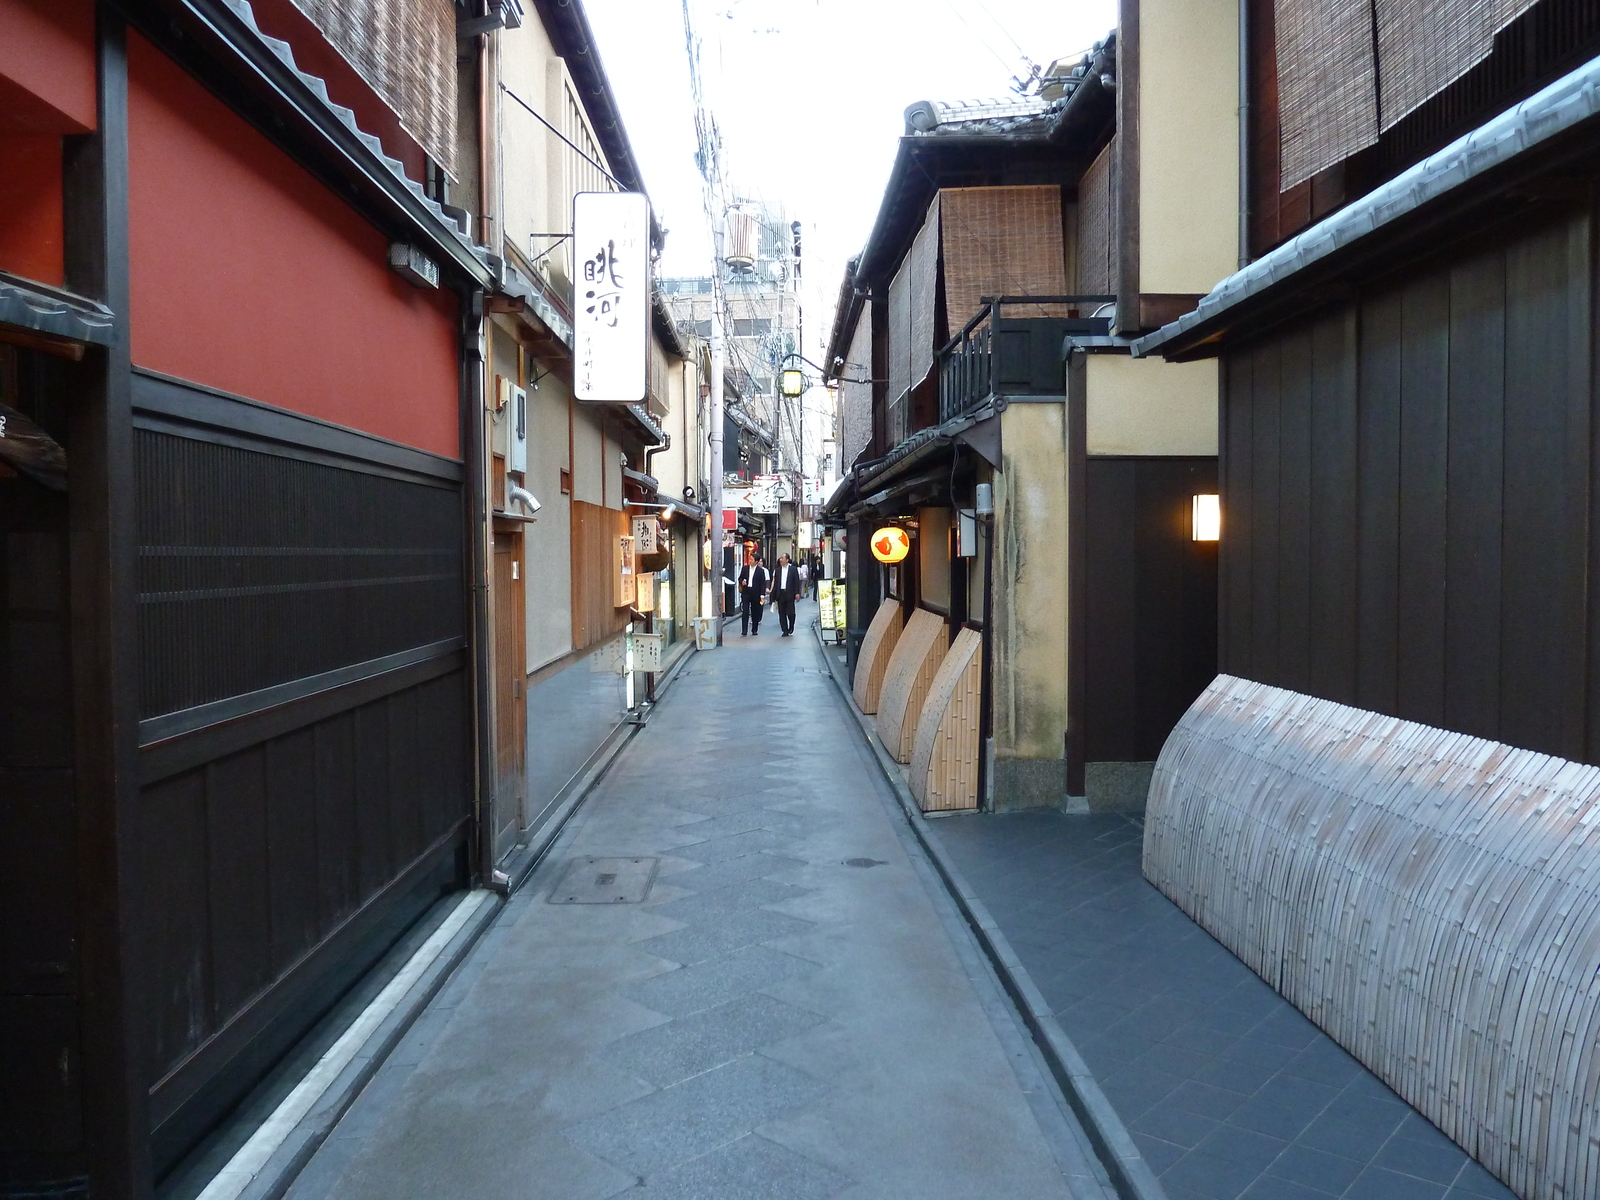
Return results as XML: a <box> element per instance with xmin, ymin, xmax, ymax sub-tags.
<box><xmin>1086</xmin><ymin>355</ymin><xmax>1218</xmax><ymax>456</ymax></box>
<box><xmin>1137</xmin><ymin>0</ymin><xmax>1239</xmax><ymax>295</ymax></box>
<box><xmin>495</xmin><ymin>24</ymin><xmax>609</xmax><ymax>290</ymax></box>
<box><xmin>525</xmin><ymin>376</ymin><xmax>575</xmax><ymax>671</ymax></box>
<box><xmin>994</xmin><ymin>404</ymin><xmax>1068</xmax><ymax>777</ymax></box>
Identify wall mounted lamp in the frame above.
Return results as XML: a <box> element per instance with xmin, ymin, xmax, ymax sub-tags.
<box><xmin>1192</xmin><ymin>494</ymin><xmax>1221</xmax><ymax>541</ymax></box>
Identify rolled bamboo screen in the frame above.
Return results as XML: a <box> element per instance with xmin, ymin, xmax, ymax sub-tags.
<box><xmin>1146</xmin><ymin>674</ymin><xmax>1600</xmax><ymax>1200</ymax></box>
<box><xmin>876</xmin><ymin>609</ymin><xmax>948</xmax><ymax>763</ymax></box>
<box><xmin>852</xmin><ymin>598</ymin><xmax>904</xmax><ymax>714</ymax></box>
<box><xmin>909</xmin><ymin>627</ymin><xmax>982</xmax><ymax>812</ymax></box>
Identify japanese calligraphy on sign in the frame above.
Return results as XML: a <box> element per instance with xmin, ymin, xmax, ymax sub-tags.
<box><xmin>573</xmin><ymin>191</ymin><xmax>650</xmax><ymax>402</ymax></box>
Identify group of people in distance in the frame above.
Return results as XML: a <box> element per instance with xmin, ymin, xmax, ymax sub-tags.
<box><xmin>736</xmin><ymin>552</ymin><xmax>805</xmax><ymax>637</ymax></box>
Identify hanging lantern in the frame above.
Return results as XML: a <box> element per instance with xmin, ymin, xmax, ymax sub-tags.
<box><xmin>871</xmin><ymin>525</ymin><xmax>911</xmax><ymax>564</ymax></box>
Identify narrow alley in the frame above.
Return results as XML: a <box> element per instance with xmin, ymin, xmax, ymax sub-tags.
<box><xmin>276</xmin><ymin>604</ymin><xmax>1112</xmax><ymax>1200</ymax></box>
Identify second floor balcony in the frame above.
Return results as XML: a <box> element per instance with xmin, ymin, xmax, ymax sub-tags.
<box><xmin>938</xmin><ymin>296</ymin><xmax>1113</xmax><ymax>423</ymax></box>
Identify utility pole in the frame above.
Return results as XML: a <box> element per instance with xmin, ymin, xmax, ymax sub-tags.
<box><xmin>709</xmin><ymin>207</ymin><xmax>726</xmax><ymax>647</ymax></box>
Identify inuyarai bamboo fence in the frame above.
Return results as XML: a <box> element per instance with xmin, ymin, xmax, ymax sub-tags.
<box><xmin>1145</xmin><ymin>674</ymin><xmax>1600</xmax><ymax>1200</ymax></box>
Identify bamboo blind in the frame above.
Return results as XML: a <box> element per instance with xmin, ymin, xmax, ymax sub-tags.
<box><xmin>875</xmin><ymin>608</ymin><xmax>948</xmax><ymax>763</ymax></box>
<box><xmin>908</xmin><ymin>195</ymin><xmax>941</xmax><ymax>393</ymax></box>
<box><xmin>852</xmin><ymin>598</ymin><xmax>905</xmax><ymax>714</ymax></box>
<box><xmin>909</xmin><ymin>627</ymin><xmax>982</xmax><ymax>812</ymax></box>
<box><xmin>570</xmin><ymin>501</ymin><xmax>627</xmax><ymax>651</ymax></box>
<box><xmin>1375</xmin><ymin>0</ymin><xmax>1540</xmax><ymax>131</ymax></box>
<box><xmin>940</xmin><ymin>186</ymin><xmax>1067</xmax><ymax>326</ymax></box>
<box><xmin>888</xmin><ymin>254</ymin><xmax>911</xmax><ymax>412</ymax></box>
<box><xmin>1075</xmin><ymin>141</ymin><xmax>1116</xmax><ymax>297</ymax></box>
<box><xmin>839</xmin><ymin>316</ymin><xmax>873</xmax><ymax>470</ymax></box>
<box><xmin>291</xmin><ymin>0</ymin><xmax>457</xmax><ymax>174</ymax></box>
<box><xmin>1146</xmin><ymin>674</ymin><xmax>1600</xmax><ymax>1200</ymax></box>
<box><xmin>1273</xmin><ymin>0</ymin><xmax>1378</xmax><ymax>190</ymax></box>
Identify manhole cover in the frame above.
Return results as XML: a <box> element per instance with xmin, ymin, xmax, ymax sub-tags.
<box><xmin>548</xmin><ymin>856</ymin><xmax>659</xmax><ymax>904</ymax></box>
<box><xmin>844</xmin><ymin>857</ymin><xmax>886</xmax><ymax>868</ymax></box>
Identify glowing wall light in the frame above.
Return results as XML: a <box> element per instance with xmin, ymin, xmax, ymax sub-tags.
<box><xmin>1192</xmin><ymin>494</ymin><xmax>1221</xmax><ymax>542</ymax></box>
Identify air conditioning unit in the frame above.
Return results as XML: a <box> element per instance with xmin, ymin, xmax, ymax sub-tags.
<box><xmin>509</xmin><ymin>385</ymin><xmax>527</xmax><ymax>474</ymax></box>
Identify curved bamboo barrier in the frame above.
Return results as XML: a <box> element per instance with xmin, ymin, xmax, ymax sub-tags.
<box><xmin>852</xmin><ymin>598</ymin><xmax>905</xmax><ymax>714</ymax></box>
<box><xmin>876</xmin><ymin>608</ymin><xmax>948</xmax><ymax>763</ymax></box>
<box><xmin>1146</xmin><ymin>674</ymin><xmax>1600</xmax><ymax>1200</ymax></box>
<box><xmin>909</xmin><ymin>627</ymin><xmax>982</xmax><ymax>812</ymax></box>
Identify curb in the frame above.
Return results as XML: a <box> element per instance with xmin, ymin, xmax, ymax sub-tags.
<box><xmin>200</xmin><ymin>638</ymin><xmax>703</xmax><ymax>1200</ymax></box>
<box><xmin>811</xmin><ymin>622</ymin><xmax>1170</xmax><ymax>1200</ymax></box>
<box><xmin>212</xmin><ymin>889</ymin><xmax>501</xmax><ymax>1200</ymax></box>
<box><xmin>496</xmin><ymin>634</ymin><xmax>698</xmax><ymax>894</ymax></box>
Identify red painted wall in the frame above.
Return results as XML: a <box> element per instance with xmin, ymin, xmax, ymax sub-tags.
<box><xmin>126</xmin><ymin>32</ymin><xmax>459</xmax><ymax>459</ymax></box>
<box><xmin>0</xmin><ymin>136</ymin><xmax>64</xmax><ymax>285</ymax></box>
<box><xmin>0</xmin><ymin>0</ymin><xmax>95</xmax><ymax>135</ymax></box>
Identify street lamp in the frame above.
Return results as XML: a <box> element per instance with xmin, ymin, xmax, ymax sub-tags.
<box><xmin>780</xmin><ymin>367</ymin><xmax>805</xmax><ymax>399</ymax></box>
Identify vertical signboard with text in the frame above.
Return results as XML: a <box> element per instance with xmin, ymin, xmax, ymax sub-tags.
<box><xmin>573</xmin><ymin>191</ymin><xmax>650</xmax><ymax>403</ymax></box>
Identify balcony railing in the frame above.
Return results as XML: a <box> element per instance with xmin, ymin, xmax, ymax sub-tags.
<box><xmin>937</xmin><ymin>295</ymin><xmax>1114</xmax><ymax>423</ymax></box>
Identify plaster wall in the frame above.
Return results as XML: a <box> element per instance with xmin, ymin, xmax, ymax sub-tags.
<box><xmin>497</xmin><ymin>21</ymin><xmax>557</xmax><ymax>269</ymax></box>
<box><xmin>1137</xmin><ymin>0</ymin><xmax>1239</xmax><ymax>295</ymax></box>
<box><xmin>526</xmin><ymin>374</ymin><xmax>575</xmax><ymax>670</ymax></box>
<box><xmin>993</xmin><ymin>402</ymin><xmax>1068</xmax><ymax>807</ymax></box>
<box><xmin>1086</xmin><ymin>354</ymin><xmax>1218</xmax><ymax>456</ymax></box>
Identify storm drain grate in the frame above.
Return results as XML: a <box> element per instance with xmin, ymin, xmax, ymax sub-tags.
<box><xmin>548</xmin><ymin>857</ymin><xmax>659</xmax><ymax>904</ymax></box>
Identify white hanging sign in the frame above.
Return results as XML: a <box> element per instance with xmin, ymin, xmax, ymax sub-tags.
<box><xmin>573</xmin><ymin>191</ymin><xmax>650</xmax><ymax>403</ymax></box>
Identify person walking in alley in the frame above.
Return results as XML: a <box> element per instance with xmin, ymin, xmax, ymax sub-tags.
<box><xmin>771</xmin><ymin>553</ymin><xmax>802</xmax><ymax>636</ymax></box>
<box><xmin>739</xmin><ymin>553</ymin><xmax>770</xmax><ymax>636</ymax></box>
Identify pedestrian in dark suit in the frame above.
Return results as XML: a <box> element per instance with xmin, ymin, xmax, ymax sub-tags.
<box><xmin>738</xmin><ymin>554</ymin><xmax>770</xmax><ymax>635</ymax></box>
<box><xmin>771</xmin><ymin>553</ymin><xmax>802</xmax><ymax>636</ymax></box>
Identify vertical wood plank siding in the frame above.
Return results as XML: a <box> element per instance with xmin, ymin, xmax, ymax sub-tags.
<box><xmin>129</xmin><ymin>385</ymin><xmax>472</xmax><ymax>1174</ymax></box>
<box><xmin>1146</xmin><ymin>674</ymin><xmax>1600</xmax><ymax>1200</ymax></box>
<box><xmin>1220</xmin><ymin>211</ymin><xmax>1595</xmax><ymax>763</ymax></box>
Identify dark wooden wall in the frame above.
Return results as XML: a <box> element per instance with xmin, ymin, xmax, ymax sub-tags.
<box><xmin>1</xmin><ymin>349</ymin><xmax>86</xmax><ymax>1193</ymax></box>
<box><xmin>1222</xmin><ymin>210</ymin><xmax>1595</xmax><ymax>761</ymax></box>
<box><xmin>1084</xmin><ymin>456</ymin><xmax>1219</xmax><ymax>762</ymax></box>
<box><xmin>127</xmin><ymin>372</ymin><xmax>472</xmax><ymax>1174</ymax></box>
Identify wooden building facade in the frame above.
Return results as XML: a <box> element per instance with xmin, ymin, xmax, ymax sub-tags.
<box><xmin>824</xmin><ymin>0</ymin><xmax>1236</xmax><ymax>812</ymax></box>
<box><xmin>1135</xmin><ymin>4</ymin><xmax>1600</xmax><ymax>1196</ymax></box>
<box><xmin>0</xmin><ymin>0</ymin><xmax>491</xmax><ymax>1193</ymax></box>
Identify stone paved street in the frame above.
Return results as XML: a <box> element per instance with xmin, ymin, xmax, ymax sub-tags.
<box><xmin>284</xmin><ymin>607</ymin><xmax>1113</xmax><ymax>1200</ymax></box>
<box><xmin>930</xmin><ymin>813</ymin><xmax>1520</xmax><ymax>1200</ymax></box>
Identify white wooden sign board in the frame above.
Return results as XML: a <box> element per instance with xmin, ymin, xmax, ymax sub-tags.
<box><xmin>573</xmin><ymin>191</ymin><xmax>650</xmax><ymax>403</ymax></box>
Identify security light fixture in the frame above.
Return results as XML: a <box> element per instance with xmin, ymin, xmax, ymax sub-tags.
<box><xmin>1192</xmin><ymin>494</ymin><xmax>1220</xmax><ymax>541</ymax></box>
<box><xmin>780</xmin><ymin>368</ymin><xmax>805</xmax><ymax>398</ymax></box>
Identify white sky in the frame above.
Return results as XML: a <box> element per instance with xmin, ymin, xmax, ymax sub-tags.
<box><xmin>586</xmin><ymin>0</ymin><xmax>1117</xmax><ymax>370</ymax></box>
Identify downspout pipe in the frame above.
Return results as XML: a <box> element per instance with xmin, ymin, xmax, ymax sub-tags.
<box><xmin>461</xmin><ymin>287</ymin><xmax>497</xmax><ymax>885</ymax></box>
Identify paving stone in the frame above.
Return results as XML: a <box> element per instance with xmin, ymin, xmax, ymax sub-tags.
<box><xmin>1264</xmin><ymin>1143</ymin><xmax>1365</xmax><ymax>1193</ymax></box>
<box><xmin>650</xmin><ymin>877</ymin><xmax>810</xmax><ymax>921</ymax></box>
<box><xmin>284</xmin><ymin>615</ymin><xmax>1101</xmax><ymax>1200</ymax></box>
<box><xmin>676</xmin><ymin>828</ymin><xmax>797</xmax><ymax>864</ymax></box>
<box><xmin>596</xmin><ymin>993</ymin><xmax>827</xmax><ymax>1087</ymax></box>
<box><xmin>629</xmin><ymin>1134</ymin><xmax>852</xmax><ymax>1199</ymax></box>
<box><xmin>929</xmin><ymin>810</ymin><xmax>1499</xmax><ymax>1200</ymax></box>
<box><xmin>664</xmin><ymin>852</ymin><xmax>809</xmax><ymax>893</ymax></box>
<box><xmin>637</xmin><ymin>907</ymin><xmax>814</xmax><ymax>966</ymax></box>
<box><xmin>621</xmin><ymin>945</ymin><xmax>819</xmax><ymax>1019</ymax></box>
<box><xmin>563</xmin><ymin>1054</ymin><xmax>829</xmax><ymax>1177</ymax></box>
